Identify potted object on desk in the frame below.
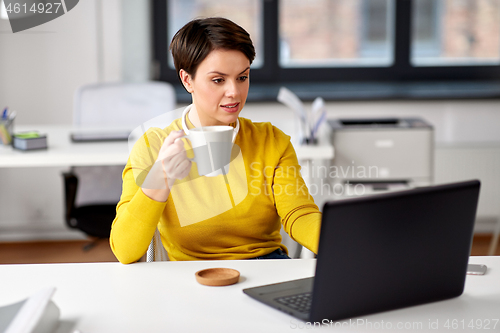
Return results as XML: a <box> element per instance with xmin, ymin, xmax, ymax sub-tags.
<box><xmin>0</xmin><ymin>107</ymin><xmax>14</xmax><ymax>145</ymax></box>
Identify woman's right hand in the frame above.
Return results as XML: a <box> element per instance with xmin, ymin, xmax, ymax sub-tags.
<box><xmin>141</xmin><ymin>130</ymin><xmax>192</xmax><ymax>202</ymax></box>
<box><xmin>157</xmin><ymin>130</ymin><xmax>192</xmax><ymax>182</ymax></box>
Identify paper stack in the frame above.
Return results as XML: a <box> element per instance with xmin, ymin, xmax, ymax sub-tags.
<box><xmin>277</xmin><ymin>87</ymin><xmax>327</xmax><ymax>145</ymax></box>
<box><xmin>0</xmin><ymin>287</ymin><xmax>60</xmax><ymax>333</ymax></box>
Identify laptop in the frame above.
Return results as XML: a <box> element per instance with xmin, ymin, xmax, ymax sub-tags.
<box><xmin>70</xmin><ymin>130</ymin><xmax>130</xmax><ymax>143</ymax></box>
<box><xmin>243</xmin><ymin>180</ymin><xmax>481</xmax><ymax>322</ymax></box>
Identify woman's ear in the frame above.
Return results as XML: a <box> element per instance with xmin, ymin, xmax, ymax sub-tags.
<box><xmin>179</xmin><ymin>69</ymin><xmax>193</xmax><ymax>93</ymax></box>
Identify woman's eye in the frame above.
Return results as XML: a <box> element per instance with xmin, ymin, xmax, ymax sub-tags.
<box><xmin>239</xmin><ymin>75</ymin><xmax>248</xmax><ymax>82</ymax></box>
<box><xmin>212</xmin><ymin>78</ymin><xmax>224</xmax><ymax>84</ymax></box>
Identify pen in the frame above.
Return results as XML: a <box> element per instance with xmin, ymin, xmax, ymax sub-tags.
<box><xmin>2</xmin><ymin>107</ymin><xmax>7</xmax><ymax>120</ymax></box>
<box><xmin>8</xmin><ymin>110</ymin><xmax>16</xmax><ymax>121</ymax></box>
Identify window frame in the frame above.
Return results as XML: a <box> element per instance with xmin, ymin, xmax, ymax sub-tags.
<box><xmin>152</xmin><ymin>0</ymin><xmax>500</xmax><ymax>102</ymax></box>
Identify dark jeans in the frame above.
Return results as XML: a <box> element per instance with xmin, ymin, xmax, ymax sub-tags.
<box><xmin>249</xmin><ymin>248</ymin><xmax>291</xmax><ymax>260</ymax></box>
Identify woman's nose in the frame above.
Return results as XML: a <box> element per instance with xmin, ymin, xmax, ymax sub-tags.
<box><xmin>225</xmin><ymin>80</ymin><xmax>240</xmax><ymax>98</ymax></box>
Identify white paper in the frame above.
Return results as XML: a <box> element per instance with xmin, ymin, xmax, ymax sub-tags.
<box><xmin>310</xmin><ymin>97</ymin><xmax>327</xmax><ymax>141</ymax></box>
<box><xmin>277</xmin><ymin>87</ymin><xmax>308</xmax><ymax>141</ymax></box>
<box><xmin>1</xmin><ymin>287</ymin><xmax>60</xmax><ymax>333</ymax></box>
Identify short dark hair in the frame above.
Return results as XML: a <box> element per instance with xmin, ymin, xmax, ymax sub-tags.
<box><xmin>170</xmin><ymin>17</ymin><xmax>256</xmax><ymax>81</ymax></box>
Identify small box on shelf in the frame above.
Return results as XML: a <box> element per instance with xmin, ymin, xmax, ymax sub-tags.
<box><xmin>12</xmin><ymin>132</ymin><xmax>48</xmax><ymax>150</ymax></box>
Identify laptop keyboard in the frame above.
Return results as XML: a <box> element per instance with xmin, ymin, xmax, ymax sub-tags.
<box><xmin>275</xmin><ymin>292</ymin><xmax>312</xmax><ymax>313</ymax></box>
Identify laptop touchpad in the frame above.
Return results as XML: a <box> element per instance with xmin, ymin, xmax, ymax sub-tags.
<box><xmin>253</xmin><ymin>277</ymin><xmax>313</xmax><ymax>296</ymax></box>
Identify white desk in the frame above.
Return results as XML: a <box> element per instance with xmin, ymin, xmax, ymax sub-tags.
<box><xmin>0</xmin><ymin>257</ymin><xmax>498</xmax><ymax>333</ymax></box>
<box><xmin>294</xmin><ymin>144</ymin><xmax>334</xmax><ymax>160</ymax></box>
<box><xmin>0</xmin><ymin>125</ymin><xmax>333</xmax><ymax>242</ymax></box>
<box><xmin>0</xmin><ymin>125</ymin><xmax>334</xmax><ymax>168</ymax></box>
<box><xmin>0</xmin><ymin>125</ymin><xmax>130</xmax><ymax>168</ymax></box>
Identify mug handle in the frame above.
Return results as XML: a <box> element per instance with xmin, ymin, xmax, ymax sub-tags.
<box><xmin>174</xmin><ymin>134</ymin><xmax>195</xmax><ymax>162</ymax></box>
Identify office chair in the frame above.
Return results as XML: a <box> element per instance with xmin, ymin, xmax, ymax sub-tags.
<box><xmin>489</xmin><ymin>219</ymin><xmax>500</xmax><ymax>255</ymax></box>
<box><xmin>146</xmin><ymin>228</ymin><xmax>170</xmax><ymax>262</ymax></box>
<box><xmin>63</xmin><ymin>168</ymin><xmax>119</xmax><ymax>242</ymax></box>
<box><xmin>63</xmin><ymin>81</ymin><xmax>177</xmax><ymax>245</ymax></box>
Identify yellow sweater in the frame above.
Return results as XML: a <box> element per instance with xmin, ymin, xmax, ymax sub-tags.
<box><xmin>110</xmin><ymin>116</ymin><xmax>321</xmax><ymax>264</ymax></box>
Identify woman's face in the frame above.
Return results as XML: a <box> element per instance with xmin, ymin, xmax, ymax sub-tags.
<box><xmin>181</xmin><ymin>49</ymin><xmax>250</xmax><ymax>126</ymax></box>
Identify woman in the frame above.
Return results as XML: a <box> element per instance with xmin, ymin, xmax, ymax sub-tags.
<box><xmin>110</xmin><ymin>17</ymin><xmax>321</xmax><ymax>264</ymax></box>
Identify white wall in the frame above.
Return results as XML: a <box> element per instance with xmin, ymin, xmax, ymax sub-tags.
<box><xmin>243</xmin><ymin>100</ymin><xmax>500</xmax><ymax>144</ymax></box>
<box><xmin>0</xmin><ymin>0</ymin><xmax>123</xmax><ymax>240</ymax></box>
<box><xmin>1</xmin><ymin>2</ymin><xmax>500</xmax><ymax>240</ymax></box>
<box><xmin>243</xmin><ymin>101</ymin><xmax>500</xmax><ymax>236</ymax></box>
<box><xmin>121</xmin><ymin>0</ymin><xmax>151</xmax><ymax>82</ymax></box>
<box><xmin>0</xmin><ymin>0</ymin><xmax>122</xmax><ymax>125</ymax></box>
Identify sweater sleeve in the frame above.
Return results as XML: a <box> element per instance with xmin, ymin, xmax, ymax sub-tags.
<box><xmin>272</xmin><ymin>130</ymin><xmax>322</xmax><ymax>254</ymax></box>
<box><xmin>109</xmin><ymin>128</ymin><xmax>169</xmax><ymax>264</ymax></box>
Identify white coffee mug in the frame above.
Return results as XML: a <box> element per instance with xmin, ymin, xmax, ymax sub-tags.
<box><xmin>179</xmin><ymin>126</ymin><xmax>234</xmax><ymax>177</ymax></box>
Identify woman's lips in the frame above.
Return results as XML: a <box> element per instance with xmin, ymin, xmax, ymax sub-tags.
<box><xmin>221</xmin><ymin>102</ymin><xmax>240</xmax><ymax>113</ymax></box>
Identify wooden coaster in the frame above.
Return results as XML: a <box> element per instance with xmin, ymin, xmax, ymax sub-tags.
<box><xmin>195</xmin><ymin>268</ymin><xmax>240</xmax><ymax>286</ymax></box>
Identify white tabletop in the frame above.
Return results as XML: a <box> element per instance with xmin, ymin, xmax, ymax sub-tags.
<box><xmin>0</xmin><ymin>125</ymin><xmax>333</xmax><ymax>168</ymax></box>
<box><xmin>0</xmin><ymin>125</ymin><xmax>130</xmax><ymax>168</ymax></box>
<box><xmin>0</xmin><ymin>256</ymin><xmax>498</xmax><ymax>333</ymax></box>
<box><xmin>294</xmin><ymin>143</ymin><xmax>334</xmax><ymax>160</ymax></box>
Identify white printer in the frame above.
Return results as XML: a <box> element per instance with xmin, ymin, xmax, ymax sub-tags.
<box><xmin>328</xmin><ymin>118</ymin><xmax>434</xmax><ymax>198</ymax></box>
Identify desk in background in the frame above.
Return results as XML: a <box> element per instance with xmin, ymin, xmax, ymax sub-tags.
<box><xmin>0</xmin><ymin>125</ymin><xmax>334</xmax><ymax>168</ymax></box>
<box><xmin>0</xmin><ymin>257</ymin><xmax>498</xmax><ymax>333</ymax></box>
<box><xmin>0</xmin><ymin>125</ymin><xmax>334</xmax><ymax>242</ymax></box>
<box><xmin>0</xmin><ymin>125</ymin><xmax>130</xmax><ymax>168</ymax></box>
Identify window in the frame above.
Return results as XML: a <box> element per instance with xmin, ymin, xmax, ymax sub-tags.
<box><xmin>412</xmin><ymin>0</ymin><xmax>500</xmax><ymax>66</ymax></box>
<box><xmin>153</xmin><ymin>0</ymin><xmax>500</xmax><ymax>102</ymax></box>
<box><xmin>166</xmin><ymin>0</ymin><xmax>264</xmax><ymax>68</ymax></box>
<box><xmin>279</xmin><ymin>0</ymin><xmax>394</xmax><ymax>67</ymax></box>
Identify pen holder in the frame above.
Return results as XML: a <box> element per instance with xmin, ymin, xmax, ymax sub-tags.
<box><xmin>302</xmin><ymin>137</ymin><xmax>318</xmax><ymax>145</ymax></box>
<box><xmin>0</xmin><ymin>118</ymin><xmax>14</xmax><ymax>145</ymax></box>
